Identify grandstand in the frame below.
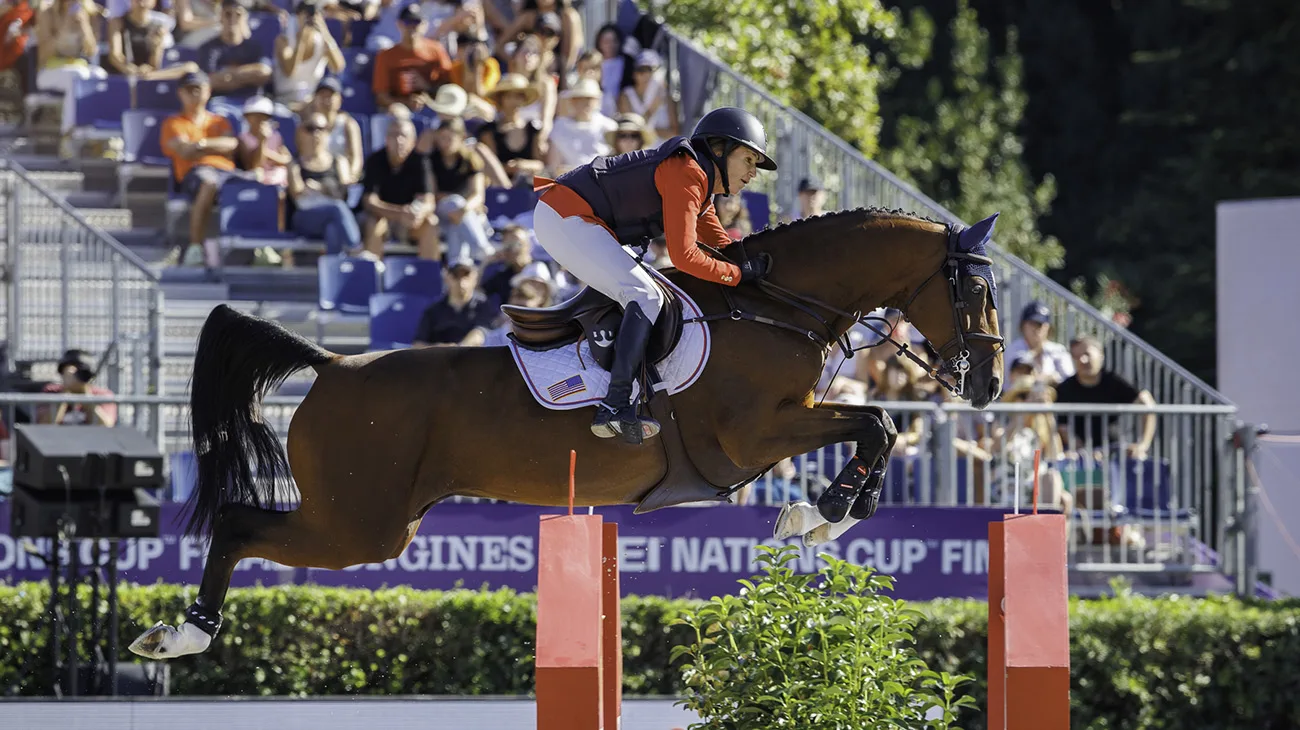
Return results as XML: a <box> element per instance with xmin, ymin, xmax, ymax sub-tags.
<box><xmin>0</xmin><ymin>0</ymin><xmax>1262</xmax><ymax>600</ymax></box>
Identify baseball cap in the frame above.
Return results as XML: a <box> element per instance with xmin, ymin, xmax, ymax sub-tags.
<box><xmin>179</xmin><ymin>70</ymin><xmax>210</xmax><ymax>88</ymax></box>
<box><xmin>315</xmin><ymin>76</ymin><xmax>342</xmax><ymax>95</ymax></box>
<box><xmin>242</xmin><ymin>95</ymin><xmax>274</xmax><ymax>117</ymax></box>
<box><xmin>398</xmin><ymin>3</ymin><xmax>423</xmax><ymax>24</ymax></box>
<box><xmin>1020</xmin><ymin>300</ymin><xmax>1051</xmax><ymax>325</ymax></box>
<box><xmin>446</xmin><ymin>252</ymin><xmax>477</xmax><ymax>274</ymax></box>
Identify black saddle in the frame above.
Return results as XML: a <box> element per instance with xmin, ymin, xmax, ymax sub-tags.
<box><xmin>502</xmin><ymin>278</ymin><xmax>684</xmax><ymax>371</ymax></box>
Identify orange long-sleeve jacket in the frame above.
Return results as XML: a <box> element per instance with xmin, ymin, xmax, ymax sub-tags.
<box><xmin>537</xmin><ymin>155</ymin><xmax>741</xmax><ymax>285</ymax></box>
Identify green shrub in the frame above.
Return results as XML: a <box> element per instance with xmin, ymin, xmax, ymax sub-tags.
<box><xmin>1</xmin><ymin>580</ymin><xmax>1298</xmax><ymax>729</ymax></box>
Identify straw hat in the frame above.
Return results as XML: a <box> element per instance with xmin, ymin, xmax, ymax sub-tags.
<box><xmin>560</xmin><ymin>77</ymin><xmax>602</xmax><ymax>100</ymax></box>
<box><xmin>488</xmin><ymin>73</ymin><xmax>540</xmax><ymax>105</ymax></box>
<box><xmin>606</xmin><ymin>113</ymin><xmax>653</xmax><ymax>147</ymax></box>
<box><xmin>428</xmin><ymin>83</ymin><xmax>468</xmax><ymax>117</ymax></box>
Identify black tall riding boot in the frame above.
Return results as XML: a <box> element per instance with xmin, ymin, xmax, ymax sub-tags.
<box><xmin>591</xmin><ymin>302</ymin><xmax>661</xmax><ymax>444</ymax></box>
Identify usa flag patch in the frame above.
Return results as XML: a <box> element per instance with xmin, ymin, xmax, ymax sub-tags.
<box><xmin>546</xmin><ymin>374</ymin><xmax>586</xmax><ymax>400</ymax></box>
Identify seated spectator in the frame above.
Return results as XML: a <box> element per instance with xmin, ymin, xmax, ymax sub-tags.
<box><xmin>359</xmin><ymin>114</ymin><xmax>439</xmax><ymax>260</ymax></box>
<box><xmin>174</xmin><ymin>0</ymin><xmax>221</xmax><ymax>48</ymax></box>
<box><xmin>860</xmin><ymin>307</ymin><xmax>928</xmax><ymax>392</ymax></box>
<box><xmin>573</xmin><ymin>47</ymin><xmax>601</xmax><ymax>87</ymax></box>
<box><xmin>272</xmin><ymin>0</ymin><xmax>345</xmax><ymax>108</ymax></box>
<box><xmin>618</xmin><ymin>49</ymin><xmax>674</xmax><ymax>142</ymax></box>
<box><xmin>1055</xmin><ymin>335</ymin><xmax>1157</xmax><ymax>459</ymax></box>
<box><xmin>606</xmin><ymin>112</ymin><xmax>651</xmax><ymax>155</ymax></box>
<box><xmin>371</xmin><ymin>3</ymin><xmax>452</xmax><ymax>112</ymax></box>
<box><xmin>37</xmin><ymin>349</ymin><xmax>117</xmax><ymax>426</ymax></box>
<box><xmin>237</xmin><ymin>95</ymin><xmax>290</xmax><ymax>186</ymax></box>
<box><xmin>715</xmin><ymin>193</ymin><xmax>752</xmax><ymax>238</ymax></box>
<box><xmin>460</xmin><ymin>265</ymin><xmax>555</xmax><ymax>346</ymax></box>
<box><xmin>793</xmin><ymin>176</ymin><xmax>827</xmax><ymax>220</ymax></box>
<box><xmin>106</xmin><ymin>0</ymin><xmax>199</xmax><ymax>80</ymax></box>
<box><xmin>450</xmin><ymin>34</ymin><xmax>499</xmax><ymax>118</ymax></box>
<box><xmin>288</xmin><ymin>110</ymin><xmax>361</xmax><ymax>255</ymax></box>
<box><xmin>505</xmin><ymin>33</ymin><xmax>556</xmax><ymax>134</ymax></box>
<box><xmin>162</xmin><ymin>70</ymin><xmax>244</xmax><ymax>267</ymax></box>
<box><xmin>411</xmin><ymin>254</ymin><xmax>497</xmax><ymax>346</ymax></box>
<box><xmin>427</xmin><ymin>0</ymin><xmax>485</xmax><ymax>54</ymax></box>
<box><xmin>1003</xmin><ymin>300</ymin><xmax>1074</xmax><ymax>385</ymax></box>
<box><xmin>0</xmin><ymin>0</ymin><xmax>36</xmax><ymax>80</ymax></box>
<box><xmin>304</xmin><ymin>76</ymin><xmax>364</xmax><ymax>181</ymax></box>
<box><xmin>496</xmin><ymin>0</ymin><xmax>580</xmax><ymax>78</ymax></box>
<box><xmin>477</xmin><ymin>72</ymin><xmax>546</xmax><ymax>185</ymax></box>
<box><xmin>197</xmin><ymin>0</ymin><xmax>273</xmax><ymax>101</ymax></box>
<box><xmin>546</xmin><ymin>77</ymin><xmax>614</xmax><ymax>174</ymax></box>
<box><xmin>412</xmin><ymin>81</ymin><xmax>468</xmax><ymax>153</ymax></box>
<box><xmin>593</xmin><ymin>22</ymin><xmax>634</xmax><ymax>117</ymax></box>
<box><xmin>35</xmin><ymin>0</ymin><xmax>107</xmax><ymax>144</ymax></box>
<box><xmin>991</xmin><ymin>366</ymin><xmax>1070</xmax><ymax>513</ymax></box>
<box><xmin>479</xmin><ymin>222</ymin><xmax>532</xmax><ymax>305</ymax></box>
<box><xmin>429</xmin><ymin>117</ymin><xmax>494</xmax><ymax>262</ymax></box>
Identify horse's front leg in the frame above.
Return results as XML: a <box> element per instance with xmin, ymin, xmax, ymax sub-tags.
<box><xmin>813</xmin><ymin>403</ymin><xmax>899</xmax><ymax>523</ymax></box>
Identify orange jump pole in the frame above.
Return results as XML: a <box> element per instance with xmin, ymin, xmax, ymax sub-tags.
<box><xmin>988</xmin><ymin>449</ymin><xmax>1070</xmax><ymax>730</ymax></box>
<box><xmin>536</xmin><ymin>451</ymin><xmax>622</xmax><ymax>730</ymax></box>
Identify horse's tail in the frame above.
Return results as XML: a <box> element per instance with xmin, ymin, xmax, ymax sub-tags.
<box><xmin>183</xmin><ymin>304</ymin><xmax>335</xmax><ymax>538</ymax></box>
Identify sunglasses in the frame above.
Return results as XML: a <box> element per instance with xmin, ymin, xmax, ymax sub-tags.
<box><xmin>616</xmin><ymin>132</ymin><xmax>642</xmax><ymax>141</ymax></box>
<box><xmin>304</xmin><ymin>125</ymin><xmax>327</xmax><ymax>133</ymax></box>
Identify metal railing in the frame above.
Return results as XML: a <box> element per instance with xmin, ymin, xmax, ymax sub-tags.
<box><xmin>0</xmin><ymin>161</ymin><xmax>164</xmax><ymax>420</ymax></box>
<box><xmin>0</xmin><ymin>393</ymin><xmax>1254</xmax><ymax>594</ymax></box>
<box><xmin>654</xmin><ymin>27</ymin><xmax>1226</xmax><ymax>407</ymax></box>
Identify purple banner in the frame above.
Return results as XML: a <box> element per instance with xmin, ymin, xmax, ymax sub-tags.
<box><xmin>0</xmin><ymin>502</ymin><xmax>1013</xmax><ymax>601</ymax></box>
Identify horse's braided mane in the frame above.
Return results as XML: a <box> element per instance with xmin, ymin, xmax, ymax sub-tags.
<box><xmin>740</xmin><ymin>205</ymin><xmax>948</xmax><ymax>247</ymax></box>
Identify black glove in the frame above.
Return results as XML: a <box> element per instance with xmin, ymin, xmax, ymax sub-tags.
<box><xmin>738</xmin><ymin>253</ymin><xmax>771</xmax><ymax>283</ymax></box>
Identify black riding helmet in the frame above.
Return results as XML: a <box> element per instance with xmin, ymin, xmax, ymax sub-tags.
<box><xmin>689</xmin><ymin>107</ymin><xmax>777</xmax><ymax>195</ymax></box>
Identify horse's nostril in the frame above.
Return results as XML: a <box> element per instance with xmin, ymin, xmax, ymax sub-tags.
<box><xmin>989</xmin><ymin>377</ymin><xmax>1002</xmax><ymax>400</ymax></box>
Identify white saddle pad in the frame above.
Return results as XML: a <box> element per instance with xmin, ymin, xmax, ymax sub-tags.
<box><xmin>508</xmin><ymin>269</ymin><xmax>712</xmax><ymax>410</ymax></box>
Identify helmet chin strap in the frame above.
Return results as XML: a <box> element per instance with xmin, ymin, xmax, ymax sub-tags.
<box><xmin>712</xmin><ymin>140</ymin><xmax>737</xmax><ymax>196</ymax></box>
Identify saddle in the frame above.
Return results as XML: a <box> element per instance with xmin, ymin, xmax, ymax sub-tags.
<box><xmin>502</xmin><ymin>278</ymin><xmax>684</xmax><ymax>372</ymax></box>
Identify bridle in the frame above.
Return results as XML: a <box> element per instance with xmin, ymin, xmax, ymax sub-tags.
<box><xmin>686</xmin><ymin>224</ymin><xmax>1006</xmax><ymax>399</ymax></box>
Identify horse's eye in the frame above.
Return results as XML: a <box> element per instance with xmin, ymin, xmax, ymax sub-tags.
<box><xmin>970</xmin><ymin>283</ymin><xmax>985</xmax><ymax>296</ymax></box>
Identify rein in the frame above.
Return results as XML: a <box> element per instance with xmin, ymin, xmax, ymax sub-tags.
<box><xmin>684</xmin><ymin>225</ymin><xmax>1006</xmax><ymax>399</ymax></box>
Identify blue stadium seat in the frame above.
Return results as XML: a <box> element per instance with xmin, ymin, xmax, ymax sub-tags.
<box><xmin>341</xmin><ymin>78</ymin><xmax>375</xmax><ymax>115</ymax></box>
<box><xmin>485</xmin><ymin>186</ymin><xmax>539</xmax><ymax>225</ymax></box>
<box><xmin>218</xmin><ymin>179</ymin><xmax>288</xmax><ymax>237</ymax></box>
<box><xmin>1116</xmin><ymin>458</ymin><xmax>1187</xmax><ymax>519</ymax></box>
<box><xmin>318</xmin><ymin>255</ymin><xmax>382</xmax><ymax>313</ymax></box>
<box><xmin>368</xmin><ymin>292</ymin><xmax>435</xmax><ymax>350</ymax></box>
<box><xmin>383</xmin><ymin>257</ymin><xmax>443</xmax><ymax>299</ymax></box>
<box><xmin>121</xmin><ymin>109</ymin><xmax>169</xmax><ymax>166</ymax></box>
<box><xmin>135</xmin><ymin>79</ymin><xmax>181</xmax><ymax>111</ymax></box>
<box><xmin>246</xmin><ymin>13</ymin><xmax>283</xmax><ymax>51</ymax></box>
<box><xmin>162</xmin><ymin>46</ymin><xmax>200</xmax><ymax>67</ymax></box>
<box><xmin>274</xmin><ymin>113</ymin><xmax>299</xmax><ymax>157</ymax></box>
<box><xmin>346</xmin><ymin>19</ymin><xmax>374</xmax><ymax>48</ymax></box>
<box><xmin>353</xmin><ymin>112</ymin><xmax>371</xmax><ymax>156</ymax></box>
<box><xmin>742</xmin><ymin>191</ymin><xmax>771</xmax><ymax>232</ymax></box>
<box><xmin>326</xmin><ymin>17</ymin><xmax>347</xmax><ymax>47</ymax></box>
<box><xmin>71</xmin><ymin>76</ymin><xmax>131</xmax><ymax>132</ymax></box>
<box><xmin>340</xmin><ymin>50</ymin><xmax>374</xmax><ymax>83</ymax></box>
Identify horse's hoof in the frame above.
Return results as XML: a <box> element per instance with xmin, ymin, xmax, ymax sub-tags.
<box><xmin>803</xmin><ymin>515</ymin><xmax>862</xmax><ymax>546</ymax></box>
<box><xmin>774</xmin><ymin>501</ymin><xmax>821</xmax><ymax>540</ymax></box>
<box><xmin>129</xmin><ymin>621</ymin><xmax>212</xmax><ymax>660</ymax></box>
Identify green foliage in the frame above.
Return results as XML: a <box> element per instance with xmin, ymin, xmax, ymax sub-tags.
<box><xmin>671</xmin><ymin>546</ymin><xmax>975</xmax><ymax>729</ymax></box>
<box><xmin>1</xmin><ymin>582</ymin><xmax>1298</xmax><ymax>728</ymax></box>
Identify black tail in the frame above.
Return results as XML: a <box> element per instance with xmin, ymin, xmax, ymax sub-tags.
<box><xmin>184</xmin><ymin>304</ymin><xmax>334</xmax><ymax>538</ymax></box>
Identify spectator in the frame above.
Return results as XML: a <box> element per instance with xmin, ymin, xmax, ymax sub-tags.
<box><xmin>197</xmin><ymin>0</ymin><xmax>273</xmax><ymax>100</ymax></box>
<box><xmin>162</xmin><ymin>70</ymin><xmax>243</xmax><ymax>267</ymax></box>
<box><xmin>106</xmin><ymin>0</ymin><xmax>198</xmax><ymax>80</ymax></box>
<box><xmin>461</xmin><ymin>265</ymin><xmax>555</xmax><ymax>346</ymax></box>
<box><xmin>236</xmin><ymin>94</ymin><xmax>291</xmax><ymax>186</ymax></box>
<box><xmin>606</xmin><ymin>112</ymin><xmax>651</xmax><ymax>155</ymax></box>
<box><xmin>617</xmin><ymin>49</ymin><xmax>674</xmax><ymax>142</ymax></box>
<box><xmin>1055</xmin><ymin>335</ymin><xmax>1157</xmax><ymax>459</ymax></box>
<box><xmin>860</xmin><ymin>307</ymin><xmax>928</xmax><ymax>392</ymax></box>
<box><xmin>714</xmin><ymin>193</ymin><xmax>751</xmax><ymax>238</ymax></box>
<box><xmin>546</xmin><ymin>77</ymin><xmax>614</xmax><ymax>174</ymax></box>
<box><xmin>479</xmin><ymin>222</ymin><xmax>532</xmax><ymax>305</ymax></box>
<box><xmin>371</xmin><ymin>3</ymin><xmax>452</xmax><ymax>112</ymax></box>
<box><xmin>496</xmin><ymin>0</ymin><xmax>579</xmax><ymax>79</ymax></box>
<box><xmin>794</xmin><ymin>176</ymin><xmax>826</xmax><ymax>220</ymax></box>
<box><xmin>477</xmin><ymin>72</ymin><xmax>546</xmax><ymax>185</ymax></box>
<box><xmin>174</xmin><ymin>0</ymin><xmax>220</xmax><ymax>48</ymax></box>
<box><xmin>37</xmin><ymin>349</ymin><xmax>117</xmax><ymax>427</ymax></box>
<box><xmin>427</xmin><ymin>0</ymin><xmax>485</xmax><ymax>56</ymax></box>
<box><xmin>573</xmin><ymin>47</ymin><xmax>601</xmax><ymax>87</ymax></box>
<box><xmin>359</xmin><ymin>114</ymin><xmax>439</xmax><ymax>260</ymax></box>
<box><xmin>449</xmin><ymin>34</ymin><xmax>499</xmax><ymax>118</ymax></box>
<box><xmin>1003</xmin><ymin>300</ymin><xmax>1074</xmax><ymax>385</ymax></box>
<box><xmin>993</xmin><ymin>367</ymin><xmax>1070</xmax><ymax>513</ymax></box>
<box><xmin>505</xmin><ymin>32</ymin><xmax>556</xmax><ymax>134</ymax></box>
<box><xmin>429</xmin><ymin>116</ymin><xmax>494</xmax><ymax>262</ymax></box>
<box><xmin>304</xmin><ymin>76</ymin><xmax>364</xmax><ymax>182</ymax></box>
<box><xmin>0</xmin><ymin>0</ymin><xmax>36</xmax><ymax>80</ymax></box>
<box><xmin>411</xmin><ymin>254</ymin><xmax>497</xmax><ymax>346</ymax></box>
<box><xmin>272</xmin><ymin>0</ymin><xmax>345</xmax><ymax>108</ymax></box>
<box><xmin>288</xmin><ymin>110</ymin><xmax>362</xmax><ymax>256</ymax></box>
<box><xmin>593</xmin><ymin>22</ymin><xmax>634</xmax><ymax>118</ymax></box>
<box><xmin>412</xmin><ymin>81</ymin><xmax>468</xmax><ymax>153</ymax></box>
<box><xmin>35</xmin><ymin>0</ymin><xmax>106</xmax><ymax>145</ymax></box>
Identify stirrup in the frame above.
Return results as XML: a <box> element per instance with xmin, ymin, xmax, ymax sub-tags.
<box><xmin>591</xmin><ymin>403</ymin><xmax>661</xmax><ymax>444</ymax></box>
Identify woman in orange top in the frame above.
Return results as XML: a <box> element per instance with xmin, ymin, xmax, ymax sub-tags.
<box><xmin>533</xmin><ymin>106</ymin><xmax>777</xmax><ymax>444</ymax></box>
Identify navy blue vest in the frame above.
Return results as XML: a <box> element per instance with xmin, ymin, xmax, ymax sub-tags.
<box><xmin>554</xmin><ymin>136</ymin><xmax>717</xmax><ymax>246</ymax></box>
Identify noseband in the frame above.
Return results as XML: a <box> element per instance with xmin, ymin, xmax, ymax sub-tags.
<box><xmin>689</xmin><ymin>225</ymin><xmax>1005</xmax><ymax>399</ymax></box>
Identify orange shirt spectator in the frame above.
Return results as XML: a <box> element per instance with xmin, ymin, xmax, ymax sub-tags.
<box><xmin>0</xmin><ymin>0</ymin><xmax>36</xmax><ymax>73</ymax></box>
<box><xmin>161</xmin><ymin>111</ymin><xmax>236</xmax><ymax>182</ymax></box>
<box><xmin>372</xmin><ymin>4</ymin><xmax>452</xmax><ymax>111</ymax></box>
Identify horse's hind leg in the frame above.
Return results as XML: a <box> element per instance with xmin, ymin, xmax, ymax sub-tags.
<box><xmin>129</xmin><ymin>505</ymin><xmax>330</xmax><ymax>659</ymax></box>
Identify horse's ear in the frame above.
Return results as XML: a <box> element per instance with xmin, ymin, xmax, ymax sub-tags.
<box><xmin>958</xmin><ymin>212</ymin><xmax>999</xmax><ymax>252</ymax></box>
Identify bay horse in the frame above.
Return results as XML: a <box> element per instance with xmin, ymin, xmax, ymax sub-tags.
<box><xmin>129</xmin><ymin>207</ymin><xmax>1003</xmax><ymax>659</ymax></box>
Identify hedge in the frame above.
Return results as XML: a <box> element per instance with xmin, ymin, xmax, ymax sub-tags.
<box><xmin>2</xmin><ymin>582</ymin><xmax>1298</xmax><ymax>729</ymax></box>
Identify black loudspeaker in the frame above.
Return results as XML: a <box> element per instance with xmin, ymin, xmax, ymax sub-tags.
<box><xmin>13</xmin><ymin>425</ymin><xmax>165</xmax><ymax>493</ymax></box>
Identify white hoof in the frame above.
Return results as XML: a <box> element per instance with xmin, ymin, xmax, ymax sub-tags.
<box><xmin>128</xmin><ymin>621</ymin><xmax>212</xmax><ymax>660</ymax></box>
<box><xmin>774</xmin><ymin>501</ymin><xmax>828</xmax><ymax>540</ymax></box>
<box><xmin>803</xmin><ymin>515</ymin><xmax>863</xmax><ymax>546</ymax></box>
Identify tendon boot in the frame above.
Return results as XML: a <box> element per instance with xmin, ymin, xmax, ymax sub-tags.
<box><xmin>590</xmin><ymin>302</ymin><xmax>661</xmax><ymax>444</ymax></box>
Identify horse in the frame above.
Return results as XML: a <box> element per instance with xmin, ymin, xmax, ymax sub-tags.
<box><xmin>129</xmin><ymin>206</ymin><xmax>1004</xmax><ymax>660</ymax></box>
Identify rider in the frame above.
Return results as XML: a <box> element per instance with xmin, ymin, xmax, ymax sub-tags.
<box><xmin>533</xmin><ymin>106</ymin><xmax>778</xmax><ymax>444</ymax></box>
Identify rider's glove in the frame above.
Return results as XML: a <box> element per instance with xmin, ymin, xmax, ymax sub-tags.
<box><xmin>739</xmin><ymin>253</ymin><xmax>771</xmax><ymax>284</ymax></box>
